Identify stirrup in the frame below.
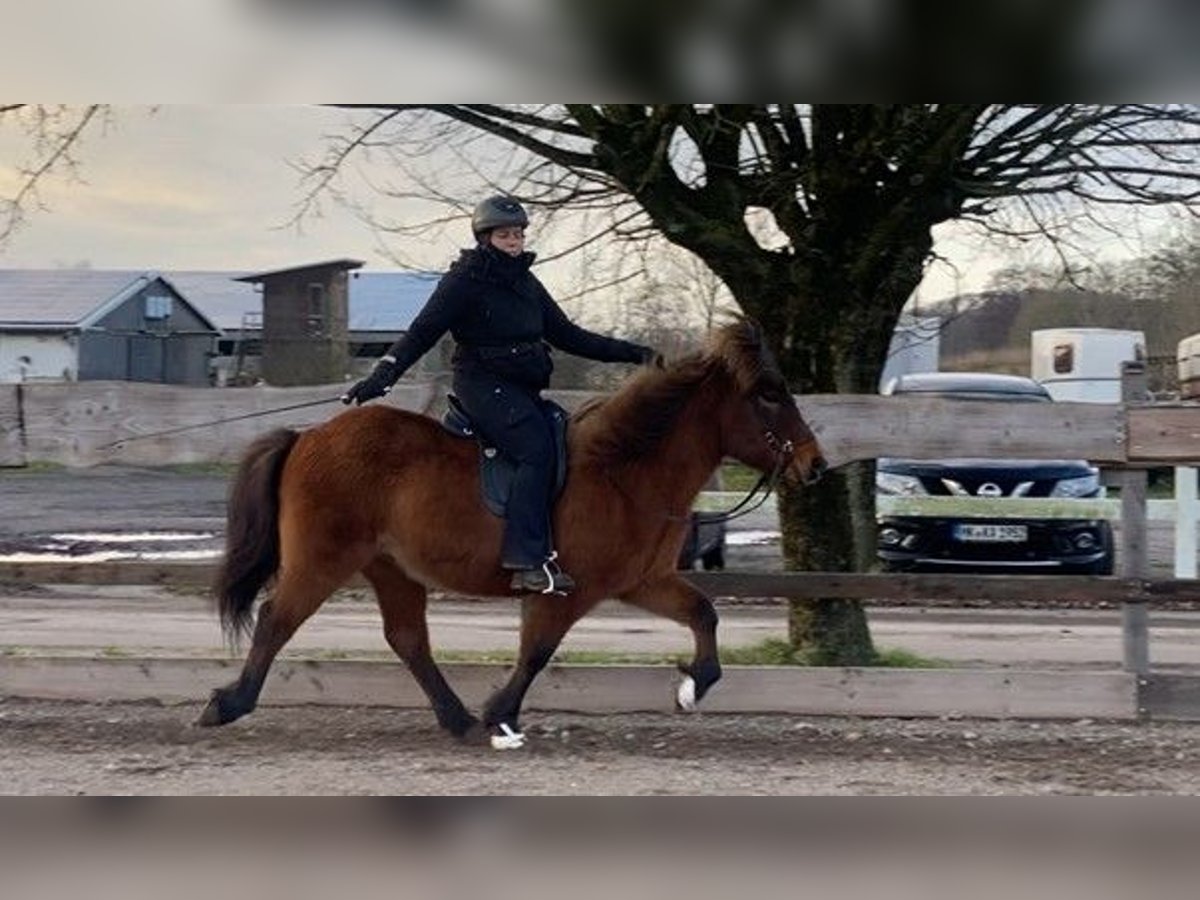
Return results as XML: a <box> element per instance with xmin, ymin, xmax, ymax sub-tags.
<box><xmin>509</xmin><ymin>552</ymin><xmax>576</xmax><ymax>595</ymax></box>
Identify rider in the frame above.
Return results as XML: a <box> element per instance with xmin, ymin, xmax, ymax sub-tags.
<box><xmin>342</xmin><ymin>195</ymin><xmax>659</xmax><ymax>594</ymax></box>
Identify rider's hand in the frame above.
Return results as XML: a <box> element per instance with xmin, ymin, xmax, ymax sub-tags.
<box><xmin>341</xmin><ymin>357</ymin><xmax>400</xmax><ymax>405</ymax></box>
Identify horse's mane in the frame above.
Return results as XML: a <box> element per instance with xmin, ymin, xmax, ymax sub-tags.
<box><xmin>575</xmin><ymin>318</ymin><xmax>770</xmax><ymax>467</ymax></box>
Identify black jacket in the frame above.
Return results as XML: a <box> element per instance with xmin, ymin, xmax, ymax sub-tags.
<box><xmin>385</xmin><ymin>245</ymin><xmax>649</xmax><ymax>390</ymax></box>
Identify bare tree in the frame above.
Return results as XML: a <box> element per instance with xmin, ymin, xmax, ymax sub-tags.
<box><xmin>298</xmin><ymin>104</ymin><xmax>1200</xmax><ymax>663</ymax></box>
<box><xmin>0</xmin><ymin>105</ymin><xmax>108</xmax><ymax>246</ymax></box>
<box><xmin>660</xmin><ymin>244</ymin><xmax>738</xmax><ymax>333</ymax></box>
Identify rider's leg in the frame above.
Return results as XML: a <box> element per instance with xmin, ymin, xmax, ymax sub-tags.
<box><xmin>454</xmin><ymin>376</ymin><xmax>574</xmax><ymax>593</ymax></box>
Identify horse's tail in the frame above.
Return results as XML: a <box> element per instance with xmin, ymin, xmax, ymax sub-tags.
<box><xmin>213</xmin><ymin>428</ymin><xmax>300</xmax><ymax>640</ymax></box>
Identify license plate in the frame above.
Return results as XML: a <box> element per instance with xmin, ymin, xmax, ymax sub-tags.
<box><xmin>953</xmin><ymin>524</ymin><xmax>1028</xmax><ymax>543</ymax></box>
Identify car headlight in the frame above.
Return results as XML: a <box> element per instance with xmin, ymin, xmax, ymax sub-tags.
<box><xmin>1050</xmin><ymin>473</ymin><xmax>1103</xmax><ymax>498</ymax></box>
<box><xmin>876</xmin><ymin>472</ymin><xmax>927</xmax><ymax>496</ymax></box>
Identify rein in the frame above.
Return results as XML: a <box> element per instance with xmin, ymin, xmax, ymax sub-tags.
<box><xmin>97</xmin><ymin>396</ymin><xmax>342</xmax><ymax>450</ymax></box>
<box><xmin>621</xmin><ymin>430</ymin><xmax>795</xmax><ymax>526</ymax></box>
<box><xmin>693</xmin><ymin>433</ymin><xmax>794</xmax><ymax>526</ymax></box>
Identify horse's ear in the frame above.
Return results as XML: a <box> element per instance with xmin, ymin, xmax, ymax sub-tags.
<box><xmin>743</xmin><ymin>318</ymin><xmax>764</xmax><ymax>351</ymax></box>
<box><xmin>742</xmin><ymin>318</ymin><xmax>785</xmax><ymax>376</ymax></box>
<box><xmin>735</xmin><ymin>317</ymin><xmax>768</xmax><ymax>363</ymax></box>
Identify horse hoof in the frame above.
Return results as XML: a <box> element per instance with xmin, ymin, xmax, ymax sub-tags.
<box><xmin>490</xmin><ymin>722</ymin><xmax>526</xmax><ymax>750</ymax></box>
<box><xmin>196</xmin><ymin>700</ymin><xmax>225</xmax><ymax>728</ymax></box>
<box><xmin>676</xmin><ymin>675</ymin><xmax>697</xmax><ymax>712</ymax></box>
<box><xmin>196</xmin><ymin>691</ymin><xmax>245</xmax><ymax>727</ymax></box>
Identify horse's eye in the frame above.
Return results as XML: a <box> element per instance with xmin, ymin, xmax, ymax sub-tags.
<box><xmin>754</xmin><ymin>395</ymin><xmax>781</xmax><ymax>418</ymax></box>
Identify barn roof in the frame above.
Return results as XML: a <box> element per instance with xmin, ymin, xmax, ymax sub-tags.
<box><xmin>0</xmin><ymin>268</ymin><xmax>439</xmax><ymax>335</ymax></box>
<box><xmin>161</xmin><ymin>271</ymin><xmax>260</xmax><ymax>332</ymax></box>
<box><xmin>0</xmin><ymin>269</ymin><xmax>219</xmax><ymax>332</ymax></box>
<box><xmin>234</xmin><ymin>259</ymin><xmax>365</xmax><ymax>282</ymax></box>
<box><xmin>346</xmin><ymin>270</ymin><xmax>439</xmax><ymax>332</ymax></box>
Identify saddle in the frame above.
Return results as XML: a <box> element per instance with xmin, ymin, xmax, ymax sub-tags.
<box><xmin>440</xmin><ymin>394</ymin><xmax>569</xmax><ymax>518</ymax></box>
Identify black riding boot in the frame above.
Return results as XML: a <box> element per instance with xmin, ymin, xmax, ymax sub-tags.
<box><xmin>509</xmin><ymin>553</ymin><xmax>576</xmax><ymax>595</ymax></box>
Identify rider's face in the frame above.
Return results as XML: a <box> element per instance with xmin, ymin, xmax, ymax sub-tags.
<box><xmin>489</xmin><ymin>226</ymin><xmax>526</xmax><ymax>257</ymax></box>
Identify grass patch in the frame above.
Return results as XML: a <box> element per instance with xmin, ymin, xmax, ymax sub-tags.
<box><xmin>159</xmin><ymin>462</ymin><xmax>238</xmax><ymax>476</ymax></box>
<box><xmin>0</xmin><ymin>461</ymin><xmax>65</xmax><ymax>475</ymax></box>
<box><xmin>719</xmin><ymin>462</ymin><xmax>762</xmax><ymax>491</ymax></box>
<box><xmin>426</xmin><ymin>639</ymin><xmax>951</xmax><ymax>668</ymax></box>
<box><xmin>874</xmin><ymin>646</ymin><xmax>952</xmax><ymax>668</ymax></box>
<box><xmin>719</xmin><ymin>638</ymin><xmax>813</xmax><ymax>666</ymax></box>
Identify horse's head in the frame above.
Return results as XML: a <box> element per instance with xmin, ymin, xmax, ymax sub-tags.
<box><xmin>710</xmin><ymin>319</ymin><xmax>827</xmax><ymax>487</ymax></box>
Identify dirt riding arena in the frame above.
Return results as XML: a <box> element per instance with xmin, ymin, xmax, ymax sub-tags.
<box><xmin>1</xmin><ymin>697</ymin><xmax>1197</xmax><ymax>795</ymax></box>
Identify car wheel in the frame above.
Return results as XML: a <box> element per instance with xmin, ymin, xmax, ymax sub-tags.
<box><xmin>1093</xmin><ymin>522</ymin><xmax>1115</xmax><ymax>575</ymax></box>
<box><xmin>701</xmin><ymin>545</ymin><xmax>725</xmax><ymax>571</ymax></box>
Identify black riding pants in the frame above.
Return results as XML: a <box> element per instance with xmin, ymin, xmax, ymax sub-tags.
<box><xmin>453</xmin><ymin>373</ymin><xmax>556</xmax><ymax>570</ymax></box>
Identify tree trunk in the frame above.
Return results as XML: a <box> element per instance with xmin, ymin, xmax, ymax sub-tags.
<box><xmin>779</xmin><ymin>474</ymin><xmax>877</xmax><ymax>665</ymax></box>
<box><xmin>770</xmin><ymin>253</ymin><xmax>927</xmax><ymax>666</ymax></box>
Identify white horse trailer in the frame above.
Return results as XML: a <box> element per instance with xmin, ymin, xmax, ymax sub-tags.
<box><xmin>1179</xmin><ymin>332</ymin><xmax>1200</xmax><ymax>401</ymax></box>
<box><xmin>1030</xmin><ymin>328</ymin><xmax>1146</xmax><ymax>403</ymax></box>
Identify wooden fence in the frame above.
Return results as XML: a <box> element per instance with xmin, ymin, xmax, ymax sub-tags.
<box><xmin>0</xmin><ymin>559</ymin><xmax>1196</xmax><ymax>720</ymax></box>
<box><xmin>1</xmin><ymin>376</ymin><xmax>1199</xmax><ymax>720</ymax></box>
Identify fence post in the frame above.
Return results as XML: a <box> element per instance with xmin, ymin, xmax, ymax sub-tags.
<box><xmin>1175</xmin><ymin>466</ymin><xmax>1198</xmax><ymax>579</ymax></box>
<box><xmin>1119</xmin><ymin>361</ymin><xmax>1150</xmax><ymax>677</ymax></box>
<box><xmin>0</xmin><ymin>383</ymin><xmax>27</xmax><ymax>467</ymax></box>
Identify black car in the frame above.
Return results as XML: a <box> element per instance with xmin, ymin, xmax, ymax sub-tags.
<box><xmin>677</xmin><ymin>511</ymin><xmax>727</xmax><ymax>570</ymax></box>
<box><xmin>876</xmin><ymin>372</ymin><xmax>1114</xmax><ymax>574</ymax></box>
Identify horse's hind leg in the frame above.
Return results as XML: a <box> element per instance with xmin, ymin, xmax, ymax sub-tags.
<box><xmin>481</xmin><ymin>596</ymin><xmax>579</xmax><ymax>746</ymax></box>
<box><xmin>362</xmin><ymin>557</ymin><xmax>479</xmax><ymax>740</ymax></box>
<box><xmin>198</xmin><ymin>566</ymin><xmax>351</xmax><ymax>727</ymax></box>
<box><xmin>620</xmin><ymin>575</ymin><xmax>721</xmax><ymax>710</ymax></box>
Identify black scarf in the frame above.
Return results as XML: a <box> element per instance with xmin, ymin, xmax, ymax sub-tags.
<box><xmin>453</xmin><ymin>245</ymin><xmax>536</xmax><ymax>286</ymax></box>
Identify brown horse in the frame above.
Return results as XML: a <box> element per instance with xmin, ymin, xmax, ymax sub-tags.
<box><xmin>198</xmin><ymin>318</ymin><xmax>826</xmax><ymax>748</ymax></box>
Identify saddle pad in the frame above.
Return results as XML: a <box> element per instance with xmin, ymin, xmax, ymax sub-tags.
<box><xmin>441</xmin><ymin>395</ymin><xmax>568</xmax><ymax>518</ymax></box>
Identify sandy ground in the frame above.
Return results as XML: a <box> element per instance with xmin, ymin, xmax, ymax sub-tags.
<box><xmin>1</xmin><ymin>697</ymin><xmax>1197</xmax><ymax>795</ymax></box>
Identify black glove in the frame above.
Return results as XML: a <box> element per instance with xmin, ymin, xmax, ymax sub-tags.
<box><xmin>341</xmin><ymin>357</ymin><xmax>400</xmax><ymax>405</ymax></box>
<box><xmin>637</xmin><ymin>346</ymin><xmax>665</xmax><ymax>368</ymax></box>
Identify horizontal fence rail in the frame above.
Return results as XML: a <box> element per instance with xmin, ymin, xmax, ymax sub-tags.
<box><xmin>2</xmin><ymin>561</ymin><xmax>1198</xmax><ymax>607</ymax></box>
<box><xmin>875</xmin><ymin>496</ymin><xmax>1194</xmax><ymax>521</ymax></box>
<box><xmin>1</xmin><ymin>562</ymin><xmax>1195</xmax><ymax>719</ymax></box>
<box><xmin>3</xmin><ymin>379</ymin><xmax>1200</xmax><ymax>468</ymax></box>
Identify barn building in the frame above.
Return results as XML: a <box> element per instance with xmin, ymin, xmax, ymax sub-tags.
<box><xmin>231</xmin><ymin>259</ymin><xmax>362</xmax><ymax>386</ymax></box>
<box><xmin>0</xmin><ymin>265</ymin><xmax>442</xmax><ymax>386</ymax></box>
<box><xmin>0</xmin><ymin>270</ymin><xmax>219</xmax><ymax>384</ymax></box>
<box><xmin>168</xmin><ymin>266</ymin><xmax>440</xmax><ymax>385</ymax></box>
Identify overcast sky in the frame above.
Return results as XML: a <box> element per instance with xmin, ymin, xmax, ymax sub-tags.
<box><xmin>0</xmin><ymin>106</ymin><xmax>409</xmax><ymax>273</ymax></box>
<box><xmin>0</xmin><ymin>105</ymin><xmax>1165</xmax><ymax>312</ymax></box>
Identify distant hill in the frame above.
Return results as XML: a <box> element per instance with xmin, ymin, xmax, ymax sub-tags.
<box><xmin>930</xmin><ymin>288</ymin><xmax>1200</xmax><ymax>390</ymax></box>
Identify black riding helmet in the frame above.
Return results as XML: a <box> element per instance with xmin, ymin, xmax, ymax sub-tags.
<box><xmin>472</xmin><ymin>195</ymin><xmax>529</xmax><ymax>241</ymax></box>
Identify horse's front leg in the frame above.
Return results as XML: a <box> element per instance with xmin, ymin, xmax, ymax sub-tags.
<box><xmin>620</xmin><ymin>575</ymin><xmax>721</xmax><ymax>710</ymax></box>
